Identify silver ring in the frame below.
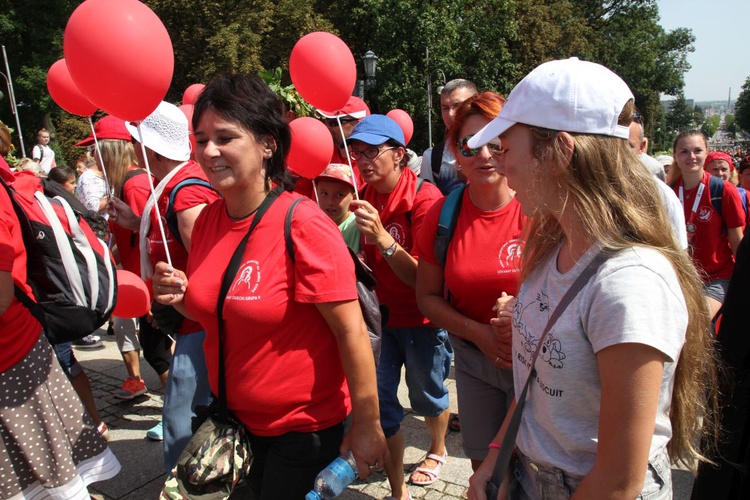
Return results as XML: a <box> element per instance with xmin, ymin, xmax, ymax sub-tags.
<box><xmin>495</xmin><ymin>356</ymin><xmax>500</xmax><ymax>364</ymax></box>
<box><xmin>368</xmin><ymin>462</ymin><xmax>378</xmax><ymax>469</ymax></box>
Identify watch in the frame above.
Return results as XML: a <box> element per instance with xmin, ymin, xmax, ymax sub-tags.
<box><xmin>381</xmin><ymin>240</ymin><xmax>398</xmax><ymax>258</ymax></box>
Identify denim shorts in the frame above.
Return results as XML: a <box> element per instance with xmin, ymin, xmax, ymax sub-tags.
<box><xmin>377</xmin><ymin>326</ymin><xmax>453</xmax><ymax>437</ymax></box>
<box><xmin>510</xmin><ymin>448</ymin><xmax>672</xmax><ymax>499</ymax></box>
<box><xmin>704</xmin><ymin>278</ymin><xmax>730</xmax><ymax>304</ymax></box>
<box><xmin>52</xmin><ymin>341</ymin><xmax>83</xmax><ymax>379</ymax></box>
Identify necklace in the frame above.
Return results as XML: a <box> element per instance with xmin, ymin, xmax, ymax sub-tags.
<box><xmin>226</xmin><ymin>206</ymin><xmax>259</xmax><ymax>221</ymax></box>
<box><xmin>468</xmin><ymin>188</ymin><xmax>512</xmax><ymax>211</ymax></box>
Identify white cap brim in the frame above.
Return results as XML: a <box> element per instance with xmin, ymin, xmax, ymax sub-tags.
<box><xmin>467</xmin><ymin>115</ymin><xmax>516</xmax><ymax>149</ymax></box>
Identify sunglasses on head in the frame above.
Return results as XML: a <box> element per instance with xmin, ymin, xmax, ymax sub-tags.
<box><xmin>456</xmin><ymin>136</ymin><xmax>506</xmax><ymax>157</ymax></box>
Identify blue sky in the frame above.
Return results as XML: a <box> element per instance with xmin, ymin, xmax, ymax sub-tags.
<box><xmin>657</xmin><ymin>0</ymin><xmax>748</xmax><ymax>102</ymax></box>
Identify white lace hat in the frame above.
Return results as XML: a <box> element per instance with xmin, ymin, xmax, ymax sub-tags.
<box><xmin>468</xmin><ymin>58</ymin><xmax>633</xmax><ymax>148</ymax></box>
<box><xmin>126</xmin><ymin>101</ymin><xmax>191</xmax><ymax>162</ymax></box>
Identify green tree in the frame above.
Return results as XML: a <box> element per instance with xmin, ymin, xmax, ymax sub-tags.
<box><xmin>666</xmin><ymin>92</ymin><xmax>695</xmax><ymax>132</ymax></box>
<box><xmin>735</xmin><ymin>76</ymin><xmax>750</xmax><ymax>134</ymax></box>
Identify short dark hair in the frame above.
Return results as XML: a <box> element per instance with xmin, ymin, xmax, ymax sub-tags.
<box><xmin>48</xmin><ymin>165</ymin><xmax>76</xmax><ymax>184</ymax></box>
<box><xmin>441</xmin><ymin>79</ymin><xmax>477</xmax><ymax>96</ymax></box>
<box><xmin>193</xmin><ymin>74</ymin><xmax>293</xmax><ymax>190</ymax></box>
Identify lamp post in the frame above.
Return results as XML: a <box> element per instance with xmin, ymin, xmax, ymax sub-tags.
<box><xmin>357</xmin><ymin>50</ymin><xmax>378</xmax><ymax>100</ymax></box>
<box><xmin>1</xmin><ymin>45</ymin><xmax>25</xmax><ymax>157</ymax></box>
<box><xmin>425</xmin><ymin>47</ymin><xmax>446</xmax><ymax>147</ymax></box>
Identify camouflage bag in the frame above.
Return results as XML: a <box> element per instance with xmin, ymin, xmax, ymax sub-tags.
<box><xmin>160</xmin><ymin>411</ymin><xmax>252</xmax><ymax>500</ymax></box>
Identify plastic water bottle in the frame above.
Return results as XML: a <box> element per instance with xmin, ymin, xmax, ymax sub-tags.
<box><xmin>305</xmin><ymin>451</ymin><xmax>358</xmax><ymax>500</ymax></box>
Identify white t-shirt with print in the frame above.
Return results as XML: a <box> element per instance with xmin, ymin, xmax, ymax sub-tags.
<box><xmin>512</xmin><ymin>244</ymin><xmax>686</xmax><ymax>477</ymax></box>
<box><xmin>32</xmin><ymin>144</ymin><xmax>56</xmax><ymax>174</ymax></box>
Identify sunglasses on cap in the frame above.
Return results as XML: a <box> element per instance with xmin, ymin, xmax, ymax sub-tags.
<box><xmin>325</xmin><ymin>117</ymin><xmax>359</xmax><ymax>127</ymax></box>
<box><xmin>457</xmin><ymin>136</ymin><xmax>506</xmax><ymax>158</ymax></box>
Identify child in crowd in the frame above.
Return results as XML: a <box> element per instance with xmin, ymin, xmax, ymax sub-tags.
<box><xmin>31</xmin><ymin>127</ymin><xmax>56</xmax><ymax>174</ymax></box>
<box><xmin>47</xmin><ymin>165</ymin><xmax>77</xmax><ymax>194</ymax></box>
<box><xmin>315</xmin><ymin>163</ymin><xmax>361</xmax><ymax>253</ymax></box>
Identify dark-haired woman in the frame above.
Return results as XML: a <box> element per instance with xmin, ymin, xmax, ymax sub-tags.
<box><xmin>47</xmin><ymin>165</ymin><xmax>77</xmax><ymax>194</ymax></box>
<box><xmin>152</xmin><ymin>74</ymin><xmax>386</xmax><ymax>498</ymax></box>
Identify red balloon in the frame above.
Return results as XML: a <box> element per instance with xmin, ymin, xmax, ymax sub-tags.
<box><xmin>182</xmin><ymin>83</ymin><xmax>205</xmax><ymax>105</ymax></box>
<box><xmin>113</xmin><ymin>270</ymin><xmax>150</xmax><ymax>318</ymax></box>
<box><xmin>287</xmin><ymin>117</ymin><xmax>334</xmax><ymax>179</ymax></box>
<box><xmin>179</xmin><ymin>104</ymin><xmax>196</xmax><ymax>157</ymax></box>
<box><xmin>290</xmin><ymin>32</ymin><xmax>356</xmax><ymax>111</ymax></box>
<box><xmin>63</xmin><ymin>0</ymin><xmax>174</xmax><ymax>122</ymax></box>
<box><xmin>386</xmin><ymin>109</ymin><xmax>414</xmax><ymax>146</ymax></box>
<box><xmin>46</xmin><ymin>59</ymin><xmax>98</xmax><ymax>116</ymax></box>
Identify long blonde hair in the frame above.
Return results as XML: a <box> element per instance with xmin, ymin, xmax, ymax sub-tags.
<box><xmin>96</xmin><ymin>139</ymin><xmax>138</xmax><ymax>197</ymax></box>
<box><xmin>521</xmin><ymin>101</ymin><xmax>719</xmax><ymax>469</ymax></box>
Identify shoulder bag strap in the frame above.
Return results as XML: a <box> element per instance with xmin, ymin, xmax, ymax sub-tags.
<box><xmin>214</xmin><ymin>185</ymin><xmax>283</xmax><ymax>415</ymax></box>
<box><xmin>489</xmin><ymin>248</ymin><xmax>613</xmax><ymax>489</ymax></box>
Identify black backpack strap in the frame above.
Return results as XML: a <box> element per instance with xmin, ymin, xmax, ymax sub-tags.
<box><xmin>708</xmin><ymin>175</ymin><xmax>724</xmax><ymax>217</ymax></box>
<box><xmin>166</xmin><ymin>178</ymin><xmax>217</xmax><ymax>247</ymax></box>
<box><xmin>435</xmin><ymin>184</ymin><xmax>466</xmax><ymax>268</ymax></box>
<box><xmin>431</xmin><ymin>141</ymin><xmax>445</xmax><ymax>179</ymax></box>
<box><xmin>122</xmin><ymin>168</ymin><xmax>147</xmax><ymax>189</ymax></box>
<box><xmin>284</xmin><ymin>198</ymin><xmax>306</xmax><ymax>263</ymax></box>
<box><xmin>405</xmin><ymin>178</ymin><xmax>426</xmax><ymax>227</ymax></box>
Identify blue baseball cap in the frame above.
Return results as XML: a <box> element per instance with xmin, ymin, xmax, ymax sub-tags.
<box><xmin>346</xmin><ymin>115</ymin><xmax>405</xmax><ymax>148</ymax></box>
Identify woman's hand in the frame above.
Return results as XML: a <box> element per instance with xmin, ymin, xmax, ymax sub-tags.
<box><xmin>152</xmin><ymin>261</ymin><xmax>187</xmax><ymax>305</ymax></box>
<box><xmin>108</xmin><ymin>197</ymin><xmax>141</xmax><ymax>231</ymax></box>
<box><xmin>487</xmin><ymin>292</ymin><xmax>515</xmax><ymax>367</ymax></box>
<box><xmin>476</xmin><ymin>323</ymin><xmax>513</xmax><ymax>369</ymax></box>
<box><xmin>350</xmin><ymin>200</ymin><xmax>389</xmax><ymax>249</ymax></box>
<box><xmin>468</xmin><ymin>448</ymin><xmax>500</xmax><ymax>500</ymax></box>
<box><xmin>342</xmin><ymin>418</ymin><xmax>388</xmax><ymax>480</ymax></box>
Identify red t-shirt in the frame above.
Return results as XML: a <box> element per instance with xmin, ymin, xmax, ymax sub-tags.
<box><xmin>361</xmin><ymin>169</ymin><xmax>443</xmax><ymax>328</ymax></box>
<box><xmin>148</xmin><ymin>161</ymin><xmax>220</xmax><ymax>334</ymax></box>
<box><xmin>185</xmin><ymin>191</ymin><xmax>357</xmax><ymax>436</ymax></box>
<box><xmin>673</xmin><ymin>171</ymin><xmax>745</xmax><ymax>281</ymax></box>
<box><xmin>414</xmin><ymin>192</ymin><xmax>526</xmax><ymax>324</ymax></box>
<box><xmin>0</xmin><ymin>172</ymin><xmax>42</xmax><ymax>373</ymax></box>
<box><xmin>111</xmin><ymin>168</ymin><xmax>152</xmax><ymax>275</ymax></box>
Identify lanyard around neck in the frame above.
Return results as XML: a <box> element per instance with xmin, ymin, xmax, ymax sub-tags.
<box><xmin>678</xmin><ymin>182</ymin><xmax>705</xmax><ymax>222</ymax></box>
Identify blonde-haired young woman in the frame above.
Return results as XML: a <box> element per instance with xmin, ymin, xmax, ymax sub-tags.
<box><xmin>467</xmin><ymin>58</ymin><xmax>718</xmax><ymax>500</ymax></box>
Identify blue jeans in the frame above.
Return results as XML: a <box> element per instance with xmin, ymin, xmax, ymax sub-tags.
<box><xmin>377</xmin><ymin>326</ymin><xmax>452</xmax><ymax>437</ymax></box>
<box><xmin>510</xmin><ymin>448</ymin><xmax>672</xmax><ymax>499</ymax></box>
<box><xmin>163</xmin><ymin>331</ymin><xmax>210</xmax><ymax>472</ymax></box>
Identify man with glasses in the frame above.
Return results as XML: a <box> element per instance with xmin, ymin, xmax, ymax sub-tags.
<box><xmin>420</xmin><ymin>79</ymin><xmax>477</xmax><ymax>194</ymax></box>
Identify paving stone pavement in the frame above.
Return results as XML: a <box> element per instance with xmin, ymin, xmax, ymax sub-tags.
<box><xmin>74</xmin><ymin>326</ymin><xmax>472</xmax><ymax>499</ymax></box>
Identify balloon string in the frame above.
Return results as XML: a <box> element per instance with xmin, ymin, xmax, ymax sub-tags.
<box><xmin>137</xmin><ymin>122</ymin><xmax>173</xmax><ymax>268</ymax></box>
<box><xmin>336</xmin><ymin>115</ymin><xmax>359</xmax><ymax>200</ymax></box>
<box><xmin>88</xmin><ymin>116</ymin><xmax>112</xmax><ymax>203</ymax></box>
<box><xmin>312</xmin><ymin>179</ymin><xmax>320</xmax><ymax>205</ymax></box>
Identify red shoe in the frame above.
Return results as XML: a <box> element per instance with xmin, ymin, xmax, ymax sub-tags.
<box><xmin>114</xmin><ymin>377</ymin><xmax>147</xmax><ymax>400</ymax></box>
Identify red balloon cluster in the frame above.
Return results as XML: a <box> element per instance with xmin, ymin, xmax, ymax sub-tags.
<box><xmin>62</xmin><ymin>0</ymin><xmax>174</xmax><ymax>121</ymax></box>
<box><xmin>386</xmin><ymin>109</ymin><xmax>414</xmax><ymax>146</ymax></box>
<box><xmin>287</xmin><ymin>117</ymin><xmax>333</xmax><ymax>179</ymax></box>
<box><xmin>113</xmin><ymin>270</ymin><xmax>150</xmax><ymax>318</ymax></box>
<box><xmin>46</xmin><ymin>59</ymin><xmax>97</xmax><ymax>116</ymax></box>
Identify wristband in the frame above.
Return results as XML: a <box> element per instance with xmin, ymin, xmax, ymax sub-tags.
<box><xmin>488</xmin><ymin>442</ymin><xmax>501</xmax><ymax>450</ymax></box>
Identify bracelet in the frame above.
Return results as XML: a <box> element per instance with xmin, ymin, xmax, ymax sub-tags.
<box><xmin>488</xmin><ymin>442</ymin><xmax>501</xmax><ymax>450</ymax></box>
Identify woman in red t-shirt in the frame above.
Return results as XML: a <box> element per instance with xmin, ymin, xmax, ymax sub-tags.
<box><xmin>152</xmin><ymin>74</ymin><xmax>386</xmax><ymax>498</ymax></box>
<box><xmin>0</xmin><ymin>168</ymin><xmax>121</xmax><ymax>497</ymax></box>
<box><xmin>415</xmin><ymin>92</ymin><xmax>525</xmax><ymax>473</ymax></box>
<box><xmin>670</xmin><ymin>130</ymin><xmax>745</xmax><ymax>319</ymax></box>
<box><xmin>346</xmin><ymin>115</ymin><xmax>449</xmax><ymax>497</ymax></box>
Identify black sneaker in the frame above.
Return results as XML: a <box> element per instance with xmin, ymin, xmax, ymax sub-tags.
<box><xmin>72</xmin><ymin>335</ymin><xmax>103</xmax><ymax>349</ymax></box>
<box><xmin>107</xmin><ymin>323</ymin><xmax>115</xmax><ymax>336</ymax></box>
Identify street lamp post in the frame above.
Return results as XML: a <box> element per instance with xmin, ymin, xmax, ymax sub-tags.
<box><xmin>1</xmin><ymin>45</ymin><xmax>25</xmax><ymax>157</ymax></box>
<box><xmin>356</xmin><ymin>50</ymin><xmax>378</xmax><ymax>102</ymax></box>
<box><xmin>425</xmin><ymin>47</ymin><xmax>446</xmax><ymax>147</ymax></box>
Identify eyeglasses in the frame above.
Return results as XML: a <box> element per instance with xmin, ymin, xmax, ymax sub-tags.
<box><xmin>324</xmin><ymin>118</ymin><xmax>359</xmax><ymax>127</ymax></box>
<box><xmin>349</xmin><ymin>146</ymin><xmax>396</xmax><ymax>161</ymax></box>
<box><xmin>456</xmin><ymin>136</ymin><xmax>506</xmax><ymax>157</ymax></box>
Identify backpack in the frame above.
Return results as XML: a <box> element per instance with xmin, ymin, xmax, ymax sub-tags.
<box><xmin>166</xmin><ymin>177</ymin><xmax>216</xmax><ymax>247</ymax></box>
<box><xmin>41</xmin><ymin>178</ymin><xmax>110</xmax><ymax>241</ymax></box>
<box><xmin>284</xmin><ymin>197</ymin><xmax>387</xmax><ymax>366</ymax></box>
<box><xmin>434</xmin><ymin>184</ymin><xmax>466</xmax><ymax>267</ymax></box>
<box><xmin>1</xmin><ymin>173</ymin><xmax>117</xmax><ymax>345</ymax></box>
<box><xmin>431</xmin><ymin>141</ymin><xmax>445</xmax><ymax>180</ymax></box>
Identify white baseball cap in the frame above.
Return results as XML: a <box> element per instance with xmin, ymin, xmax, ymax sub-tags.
<box><xmin>126</xmin><ymin>101</ymin><xmax>191</xmax><ymax>162</ymax></box>
<box><xmin>468</xmin><ymin>58</ymin><xmax>633</xmax><ymax>148</ymax></box>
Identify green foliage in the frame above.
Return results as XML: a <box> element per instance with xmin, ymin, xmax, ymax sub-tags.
<box><xmin>735</xmin><ymin>76</ymin><xmax>750</xmax><ymax>134</ymax></box>
<box><xmin>667</xmin><ymin>93</ymin><xmax>695</xmax><ymax>132</ymax></box>
<box><xmin>258</xmin><ymin>67</ymin><xmax>314</xmax><ymax>118</ymax></box>
<box><xmin>724</xmin><ymin>114</ymin><xmax>736</xmax><ymax>138</ymax></box>
<box><xmin>701</xmin><ymin>115</ymin><xmax>720</xmax><ymax>138</ymax></box>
